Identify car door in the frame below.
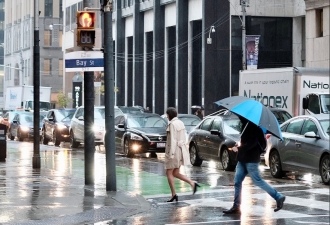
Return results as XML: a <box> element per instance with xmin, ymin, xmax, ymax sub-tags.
<box><xmin>114</xmin><ymin>116</ymin><xmax>125</xmax><ymax>150</ymax></box>
<box><xmin>207</xmin><ymin>119</ymin><xmax>223</xmax><ymax>159</ymax></box>
<box><xmin>197</xmin><ymin>118</ymin><xmax>214</xmax><ymax>159</ymax></box>
<box><xmin>295</xmin><ymin>119</ymin><xmax>323</xmax><ymax>172</ymax></box>
<box><xmin>44</xmin><ymin>111</ymin><xmax>54</xmax><ymax>138</ymax></box>
<box><xmin>279</xmin><ymin>118</ymin><xmax>305</xmax><ymax>170</ymax></box>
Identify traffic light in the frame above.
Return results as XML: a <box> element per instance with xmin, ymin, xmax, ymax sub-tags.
<box><xmin>77</xmin><ymin>11</ymin><xmax>96</xmax><ymax>47</ymax></box>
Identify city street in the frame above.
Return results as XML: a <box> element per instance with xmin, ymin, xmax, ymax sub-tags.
<box><xmin>0</xmin><ymin>140</ymin><xmax>329</xmax><ymax>225</ymax></box>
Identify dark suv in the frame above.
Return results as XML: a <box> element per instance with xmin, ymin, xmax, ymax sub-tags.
<box><xmin>41</xmin><ymin>109</ymin><xmax>76</xmax><ymax>146</ymax></box>
<box><xmin>267</xmin><ymin>107</ymin><xmax>292</xmax><ymax>125</ymax></box>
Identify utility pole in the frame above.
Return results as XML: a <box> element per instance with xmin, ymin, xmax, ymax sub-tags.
<box><xmin>83</xmin><ymin>0</ymin><xmax>95</xmax><ymax>185</ymax></box>
<box><xmin>32</xmin><ymin>0</ymin><xmax>40</xmax><ymax>168</ymax></box>
<box><xmin>103</xmin><ymin>0</ymin><xmax>116</xmax><ymax>191</ymax></box>
<box><xmin>241</xmin><ymin>0</ymin><xmax>247</xmax><ymax>70</ymax></box>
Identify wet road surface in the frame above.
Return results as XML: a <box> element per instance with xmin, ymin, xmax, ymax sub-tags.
<box><xmin>0</xmin><ymin>140</ymin><xmax>329</xmax><ymax>224</ymax></box>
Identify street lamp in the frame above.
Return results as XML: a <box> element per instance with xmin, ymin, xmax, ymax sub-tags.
<box><xmin>49</xmin><ymin>24</ymin><xmax>74</xmax><ymax>32</ymax></box>
<box><xmin>207</xmin><ymin>26</ymin><xmax>216</xmax><ymax>45</ymax></box>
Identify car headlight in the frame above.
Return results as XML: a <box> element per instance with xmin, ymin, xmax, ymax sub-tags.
<box><xmin>93</xmin><ymin>125</ymin><xmax>104</xmax><ymax>132</ymax></box>
<box><xmin>131</xmin><ymin>133</ymin><xmax>143</xmax><ymax>141</ymax></box>
<box><xmin>57</xmin><ymin>123</ymin><xmax>67</xmax><ymax>129</ymax></box>
<box><xmin>20</xmin><ymin>126</ymin><xmax>30</xmax><ymax>132</ymax></box>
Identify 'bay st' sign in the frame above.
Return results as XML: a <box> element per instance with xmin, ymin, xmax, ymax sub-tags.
<box><xmin>65</xmin><ymin>51</ymin><xmax>104</xmax><ymax>72</ymax></box>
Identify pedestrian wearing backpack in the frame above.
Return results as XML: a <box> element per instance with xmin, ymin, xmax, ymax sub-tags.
<box><xmin>223</xmin><ymin>117</ymin><xmax>285</xmax><ymax>214</ymax></box>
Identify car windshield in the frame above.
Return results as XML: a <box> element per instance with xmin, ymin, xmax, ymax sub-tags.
<box><xmin>119</xmin><ymin>107</ymin><xmax>143</xmax><ymax>114</ymax></box>
<box><xmin>127</xmin><ymin>116</ymin><xmax>167</xmax><ymax>128</ymax></box>
<box><xmin>223</xmin><ymin>119</ymin><xmax>242</xmax><ymax>135</ymax></box>
<box><xmin>320</xmin><ymin>94</ymin><xmax>330</xmax><ymax>113</ymax></box>
<box><xmin>20</xmin><ymin>114</ymin><xmax>33</xmax><ymax>123</ymax></box>
<box><xmin>55</xmin><ymin>110</ymin><xmax>75</xmax><ymax>122</ymax></box>
<box><xmin>180</xmin><ymin>117</ymin><xmax>201</xmax><ymax>126</ymax></box>
<box><xmin>95</xmin><ymin>108</ymin><xmax>105</xmax><ymax>119</ymax></box>
<box><xmin>319</xmin><ymin>120</ymin><xmax>330</xmax><ymax>136</ymax></box>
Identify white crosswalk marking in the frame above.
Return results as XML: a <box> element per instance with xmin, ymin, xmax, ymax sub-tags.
<box><xmin>302</xmin><ymin>188</ymin><xmax>330</xmax><ymax>195</ymax></box>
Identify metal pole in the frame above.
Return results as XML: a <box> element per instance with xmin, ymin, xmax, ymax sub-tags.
<box><xmin>84</xmin><ymin>0</ymin><xmax>95</xmax><ymax>185</ymax></box>
<box><xmin>32</xmin><ymin>0</ymin><xmax>40</xmax><ymax>168</ymax></box>
<box><xmin>241</xmin><ymin>0</ymin><xmax>246</xmax><ymax>70</ymax></box>
<box><xmin>103</xmin><ymin>0</ymin><xmax>116</xmax><ymax>191</ymax></box>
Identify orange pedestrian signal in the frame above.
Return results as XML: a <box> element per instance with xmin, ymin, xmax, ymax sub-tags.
<box><xmin>77</xmin><ymin>11</ymin><xmax>96</xmax><ymax>47</ymax></box>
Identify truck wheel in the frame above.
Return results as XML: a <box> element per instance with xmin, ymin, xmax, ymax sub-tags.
<box><xmin>269</xmin><ymin>150</ymin><xmax>285</xmax><ymax>178</ymax></box>
<box><xmin>320</xmin><ymin>155</ymin><xmax>330</xmax><ymax>185</ymax></box>
<box><xmin>221</xmin><ymin>147</ymin><xmax>236</xmax><ymax>171</ymax></box>
<box><xmin>190</xmin><ymin>144</ymin><xmax>203</xmax><ymax>166</ymax></box>
<box><xmin>41</xmin><ymin>129</ymin><xmax>49</xmax><ymax>145</ymax></box>
<box><xmin>53</xmin><ymin>130</ymin><xmax>61</xmax><ymax>147</ymax></box>
<box><xmin>70</xmin><ymin>131</ymin><xmax>80</xmax><ymax>148</ymax></box>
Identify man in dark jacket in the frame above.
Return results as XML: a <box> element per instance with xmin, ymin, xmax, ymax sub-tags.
<box><xmin>223</xmin><ymin>118</ymin><xmax>285</xmax><ymax>214</ymax></box>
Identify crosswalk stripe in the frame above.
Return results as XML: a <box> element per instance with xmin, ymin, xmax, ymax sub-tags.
<box><xmin>302</xmin><ymin>188</ymin><xmax>330</xmax><ymax>195</ymax></box>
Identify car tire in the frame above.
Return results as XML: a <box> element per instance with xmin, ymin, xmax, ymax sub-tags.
<box><xmin>17</xmin><ymin>129</ymin><xmax>24</xmax><ymax>142</ymax></box>
<box><xmin>150</xmin><ymin>152</ymin><xmax>157</xmax><ymax>158</ymax></box>
<box><xmin>269</xmin><ymin>150</ymin><xmax>285</xmax><ymax>178</ymax></box>
<box><xmin>70</xmin><ymin>131</ymin><xmax>80</xmax><ymax>148</ymax></box>
<box><xmin>320</xmin><ymin>154</ymin><xmax>330</xmax><ymax>185</ymax></box>
<box><xmin>124</xmin><ymin>139</ymin><xmax>134</xmax><ymax>158</ymax></box>
<box><xmin>41</xmin><ymin>129</ymin><xmax>49</xmax><ymax>145</ymax></box>
<box><xmin>53</xmin><ymin>130</ymin><xmax>61</xmax><ymax>147</ymax></box>
<box><xmin>7</xmin><ymin>128</ymin><xmax>14</xmax><ymax>140</ymax></box>
<box><xmin>189</xmin><ymin>144</ymin><xmax>203</xmax><ymax>166</ymax></box>
<box><xmin>221</xmin><ymin>147</ymin><xmax>236</xmax><ymax>171</ymax></box>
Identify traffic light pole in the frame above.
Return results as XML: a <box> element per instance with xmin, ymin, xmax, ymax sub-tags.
<box><xmin>103</xmin><ymin>0</ymin><xmax>116</xmax><ymax>191</ymax></box>
<box><xmin>32</xmin><ymin>0</ymin><xmax>40</xmax><ymax>168</ymax></box>
<box><xmin>83</xmin><ymin>0</ymin><xmax>95</xmax><ymax>185</ymax></box>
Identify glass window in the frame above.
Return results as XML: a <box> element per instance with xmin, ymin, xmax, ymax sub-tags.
<box><xmin>78</xmin><ymin>2</ymin><xmax>83</xmax><ymax>11</ymax></box>
<box><xmin>71</xmin><ymin>4</ymin><xmax>77</xmax><ymax>26</ymax></box>
<box><xmin>45</xmin><ymin>0</ymin><xmax>53</xmax><ymax>17</ymax></box>
<box><xmin>200</xmin><ymin>119</ymin><xmax>213</xmax><ymax>131</ymax></box>
<box><xmin>20</xmin><ymin>114</ymin><xmax>33</xmax><ymax>123</ymax></box>
<box><xmin>65</xmin><ymin>7</ymin><xmax>70</xmax><ymax>28</ymax></box>
<box><xmin>55</xmin><ymin>110</ymin><xmax>75</xmax><ymax>122</ymax></box>
<box><xmin>44</xmin><ymin>59</ymin><xmax>51</xmax><ymax>75</ymax></box>
<box><xmin>286</xmin><ymin>119</ymin><xmax>304</xmax><ymax>135</ymax></box>
<box><xmin>75</xmin><ymin>109</ymin><xmax>82</xmax><ymax>118</ymax></box>
<box><xmin>319</xmin><ymin>120</ymin><xmax>329</xmax><ymax>136</ymax></box>
<box><xmin>44</xmin><ymin>30</ymin><xmax>51</xmax><ymax>46</ymax></box>
<box><xmin>308</xmin><ymin>95</ymin><xmax>320</xmax><ymax>114</ymax></box>
<box><xmin>281</xmin><ymin>123</ymin><xmax>289</xmax><ymax>132</ymax></box>
<box><xmin>59</xmin><ymin>31</ymin><xmax>63</xmax><ymax>47</ymax></box>
<box><xmin>127</xmin><ymin>116</ymin><xmax>167</xmax><ymax>128</ymax></box>
<box><xmin>211</xmin><ymin>119</ymin><xmax>222</xmax><ymax>131</ymax></box>
<box><xmin>301</xmin><ymin>120</ymin><xmax>319</xmax><ymax>135</ymax></box>
<box><xmin>180</xmin><ymin>117</ymin><xmax>201</xmax><ymax>127</ymax></box>
<box><xmin>59</xmin><ymin>59</ymin><xmax>63</xmax><ymax>76</ymax></box>
<box><xmin>320</xmin><ymin>94</ymin><xmax>330</xmax><ymax>113</ymax></box>
<box><xmin>273</xmin><ymin>111</ymin><xmax>292</xmax><ymax>125</ymax></box>
<box><xmin>223</xmin><ymin>119</ymin><xmax>242</xmax><ymax>135</ymax></box>
<box><xmin>115</xmin><ymin>116</ymin><xmax>124</xmax><ymax>125</ymax></box>
<box><xmin>94</xmin><ymin>108</ymin><xmax>105</xmax><ymax>119</ymax></box>
<box><xmin>60</xmin><ymin>0</ymin><xmax>63</xmax><ymax>18</ymax></box>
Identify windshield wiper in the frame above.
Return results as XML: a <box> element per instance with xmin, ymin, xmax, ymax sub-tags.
<box><xmin>61</xmin><ymin>114</ymin><xmax>73</xmax><ymax>121</ymax></box>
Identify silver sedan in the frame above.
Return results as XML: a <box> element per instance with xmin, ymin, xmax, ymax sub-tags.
<box><xmin>264</xmin><ymin>114</ymin><xmax>330</xmax><ymax>184</ymax></box>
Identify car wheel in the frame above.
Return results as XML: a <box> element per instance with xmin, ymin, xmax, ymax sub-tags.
<box><xmin>221</xmin><ymin>147</ymin><xmax>236</xmax><ymax>171</ymax></box>
<box><xmin>70</xmin><ymin>131</ymin><xmax>80</xmax><ymax>148</ymax></box>
<box><xmin>124</xmin><ymin>139</ymin><xmax>134</xmax><ymax>158</ymax></box>
<box><xmin>150</xmin><ymin>152</ymin><xmax>157</xmax><ymax>158</ymax></box>
<box><xmin>189</xmin><ymin>144</ymin><xmax>203</xmax><ymax>166</ymax></box>
<box><xmin>269</xmin><ymin>150</ymin><xmax>285</xmax><ymax>178</ymax></box>
<box><xmin>53</xmin><ymin>130</ymin><xmax>61</xmax><ymax>147</ymax></box>
<box><xmin>41</xmin><ymin>129</ymin><xmax>49</xmax><ymax>145</ymax></box>
<box><xmin>320</xmin><ymin>154</ymin><xmax>330</xmax><ymax>185</ymax></box>
<box><xmin>7</xmin><ymin>128</ymin><xmax>14</xmax><ymax>140</ymax></box>
<box><xmin>17</xmin><ymin>129</ymin><xmax>24</xmax><ymax>142</ymax></box>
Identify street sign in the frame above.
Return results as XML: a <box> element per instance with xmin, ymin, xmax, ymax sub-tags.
<box><xmin>65</xmin><ymin>51</ymin><xmax>104</xmax><ymax>72</ymax></box>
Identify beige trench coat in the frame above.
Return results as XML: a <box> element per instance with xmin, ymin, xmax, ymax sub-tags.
<box><xmin>164</xmin><ymin>117</ymin><xmax>191</xmax><ymax>169</ymax></box>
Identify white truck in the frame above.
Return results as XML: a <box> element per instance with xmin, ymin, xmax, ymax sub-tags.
<box><xmin>5</xmin><ymin>85</ymin><xmax>52</xmax><ymax>111</ymax></box>
<box><xmin>239</xmin><ymin>67</ymin><xmax>329</xmax><ymax>116</ymax></box>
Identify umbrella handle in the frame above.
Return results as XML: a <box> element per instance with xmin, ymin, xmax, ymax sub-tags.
<box><xmin>239</xmin><ymin>121</ymin><xmax>249</xmax><ymax>140</ymax></box>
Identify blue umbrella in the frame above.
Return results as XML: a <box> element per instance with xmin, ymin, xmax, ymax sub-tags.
<box><xmin>214</xmin><ymin>96</ymin><xmax>283</xmax><ymax>140</ymax></box>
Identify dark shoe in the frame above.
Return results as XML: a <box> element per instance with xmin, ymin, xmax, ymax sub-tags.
<box><xmin>193</xmin><ymin>182</ymin><xmax>200</xmax><ymax>195</ymax></box>
<box><xmin>223</xmin><ymin>206</ymin><xmax>241</xmax><ymax>214</ymax></box>
<box><xmin>274</xmin><ymin>196</ymin><xmax>286</xmax><ymax>212</ymax></box>
<box><xmin>166</xmin><ymin>194</ymin><xmax>178</xmax><ymax>202</ymax></box>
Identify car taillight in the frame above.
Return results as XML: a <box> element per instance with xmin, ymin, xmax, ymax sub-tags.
<box><xmin>266</xmin><ymin>134</ymin><xmax>271</xmax><ymax>139</ymax></box>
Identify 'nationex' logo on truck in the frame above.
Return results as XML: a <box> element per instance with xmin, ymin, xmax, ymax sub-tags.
<box><xmin>29</xmin><ymin>90</ymin><xmax>43</xmax><ymax>95</ymax></box>
<box><xmin>10</xmin><ymin>91</ymin><xmax>17</xmax><ymax>100</ymax></box>
<box><xmin>303</xmin><ymin>80</ymin><xmax>329</xmax><ymax>89</ymax></box>
<box><xmin>244</xmin><ymin>90</ymin><xmax>288</xmax><ymax>108</ymax></box>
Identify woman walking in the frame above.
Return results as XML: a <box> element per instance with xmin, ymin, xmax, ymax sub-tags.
<box><xmin>165</xmin><ymin>107</ymin><xmax>200</xmax><ymax>202</ymax></box>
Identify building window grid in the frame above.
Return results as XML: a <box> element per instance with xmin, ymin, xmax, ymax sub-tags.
<box><xmin>44</xmin><ymin>30</ymin><xmax>52</xmax><ymax>46</ymax></box>
<box><xmin>44</xmin><ymin>59</ymin><xmax>51</xmax><ymax>75</ymax></box>
<box><xmin>59</xmin><ymin>59</ymin><xmax>63</xmax><ymax>76</ymax></box>
<box><xmin>45</xmin><ymin>0</ymin><xmax>53</xmax><ymax>17</ymax></box>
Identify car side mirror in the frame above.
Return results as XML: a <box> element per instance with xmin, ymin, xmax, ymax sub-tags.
<box><xmin>48</xmin><ymin>116</ymin><xmax>54</xmax><ymax>121</ymax></box>
<box><xmin>210</xmin><ymin>129</ymin><xmax>220</xmax><ymax>136</ymax></box>
<box><xmin>118</xmin><ymin>124</ymin><xmax>125</xmax><ymax>129</ymax></box>
<box><xmin>304</xmin><ymin>131</ymin><xmax>319</xmax><ymax>139</ymax></box>
<box><xmin>302</xmin><ymin>98</ymin><xmax>309</xmax><ymax>110</ymax></box>
<box><xmin>78</xmin><ymin>116</ymin><xmax>84</xmax><ymax>121</ymax></box>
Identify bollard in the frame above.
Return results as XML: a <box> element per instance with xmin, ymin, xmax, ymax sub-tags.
<box><xmin>0</xmin><ymin>124</ymin><xmax>7</xmax><ymax>161</ymax></box>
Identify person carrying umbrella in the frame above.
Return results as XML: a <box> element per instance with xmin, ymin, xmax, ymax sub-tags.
<box><xmin>214</xmin><ymin>97</ymin><xmax>286</xmax><ymax>214</ymax></box>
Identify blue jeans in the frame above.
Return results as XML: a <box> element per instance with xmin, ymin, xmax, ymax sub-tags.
<box><xmin>233</xmin><ymin>162</ymin><xmax>283</xmax><ymax>208</ymax></box>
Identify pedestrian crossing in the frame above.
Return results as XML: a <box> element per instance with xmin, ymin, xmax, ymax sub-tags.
<box><xmin>145</xmin><ymin>184</ymin><xmax>330</xmax><ymax>224</ymax></box>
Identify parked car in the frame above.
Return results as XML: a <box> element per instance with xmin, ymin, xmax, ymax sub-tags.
<box><xmin>264</xmin><ymin>114</ymin><xmax>330</xmax><ymax>184</ymax></box>
<box><xmin>1</xmin><ymin>111</ymin><xmax>26</xmax><ymax>139</ymax></box>
<box><xmin>118</xmin><ymin>106</ymin><xmax>144</xmax><ymax>114</ymax></box>
<box><xmin>8</xmin><ymin>112</ymin><xmax>46</xmax><ymax>141</ymax></box>
<box><xmin>114</xmin><ymin>113</ymin><xmax>167</xmax><ymax>157</ymax></box>
<box><xmin>267</xmin><ymin>107</ymin><xmax>292</xmax><ymax>125</ymax></box>
<box><xmin>41</xmin><ymin>109</ymin><xmax>76</xmax><ymax>146</ymax></box>
<box><xmin>70</xmin><ymin>106</ymin><xmax>114</xmax><ymax>147</ymax></box>
<box><xmin>188</xmin><ymin>114</ymin><xmax>242</xmax><ymax>171</ymax></box>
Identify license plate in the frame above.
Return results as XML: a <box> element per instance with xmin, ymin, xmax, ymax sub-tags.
<box><xmin>157</xmin><ymin>143</ymin><xmax>166</xmax><ymax>148</ymax></box>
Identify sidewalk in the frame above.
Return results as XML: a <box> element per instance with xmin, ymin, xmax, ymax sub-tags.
<box><xmin>0</xmin><ymin>142</ymin><xmax>150</xmax><ymax>225</ymax></box>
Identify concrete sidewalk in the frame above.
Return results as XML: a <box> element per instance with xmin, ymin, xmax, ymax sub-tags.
<box><xmin>0</xmin><ymin>141</ymin><xmax>150</xmax><ymax>225</ymax></box>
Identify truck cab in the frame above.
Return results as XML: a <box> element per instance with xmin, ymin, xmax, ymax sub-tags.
<box><xmin>303</xmin><ymin>93</ymin><xmax>330</xmax><ymax>114</ymax></box>
<box><xmin>24</xmin><ymin>100</ymin><xmax>51</xmax><ymax>112</ymax></box>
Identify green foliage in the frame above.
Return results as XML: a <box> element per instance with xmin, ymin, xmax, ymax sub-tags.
<box><xmin>57</xmin><ymin>90</ymin><xmax>72</xmax><ymax>108</ymax></box>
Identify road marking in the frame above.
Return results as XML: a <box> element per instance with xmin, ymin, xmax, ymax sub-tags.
<box><xmin>294</xmin><ymin>221</ymin><xmax>330</xmax><ymax>224</ymax></box>
<box><xmin>302</xmin><ymin>188</ymin><xmax>330</xmax><ymax>195</ymax></box>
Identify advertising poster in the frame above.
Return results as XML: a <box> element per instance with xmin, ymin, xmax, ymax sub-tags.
<box><xmin>246</xmin><ymin>35</ymin><xmax>260</xmax><ymax>70</ymax></box>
